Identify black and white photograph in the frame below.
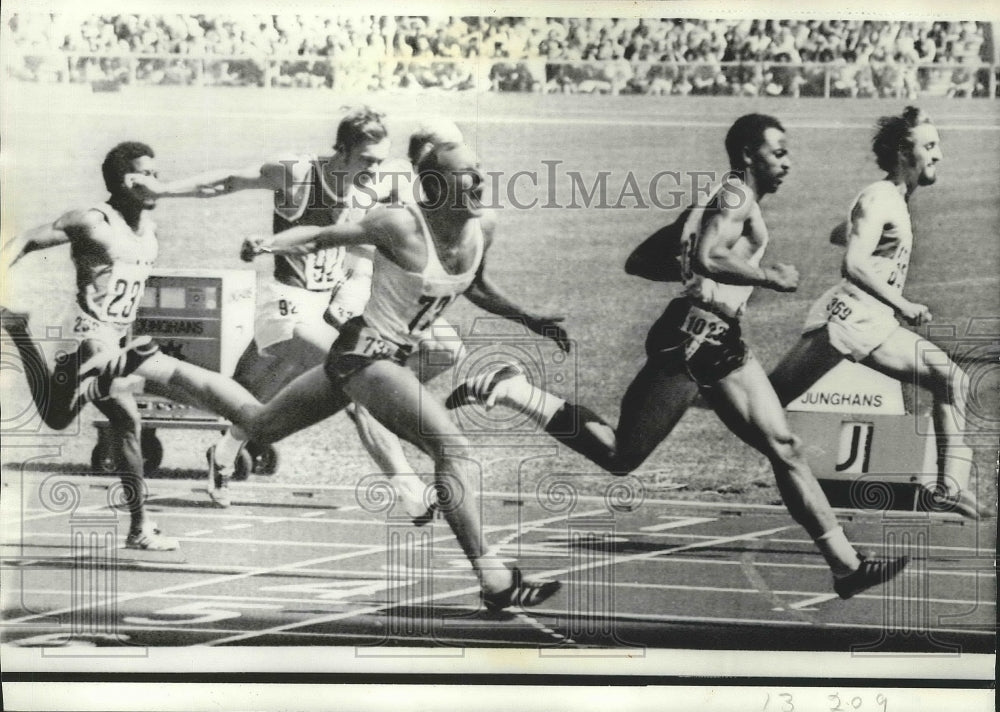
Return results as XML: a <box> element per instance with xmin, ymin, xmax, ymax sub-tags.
<box><xmin>0</xmin><ymin>0</ymin><xmax>996</xmax><ymax>709</ymax></box>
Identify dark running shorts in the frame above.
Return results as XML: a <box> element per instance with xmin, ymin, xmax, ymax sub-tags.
<box><xmin>323</xmin><ymin>317</ymin><xmax>412</xmax><ymax>383</ymax></box>
<box><xmin>644</xmin><ymin>297</ymin><xmax>748</xmax><ymax>387</ymax></box>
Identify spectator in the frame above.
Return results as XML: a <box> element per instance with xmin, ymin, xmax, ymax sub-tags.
<box><xmin>4</xmin><ymin>13</ymin><xmax>992</xmax><ymax>98</ymax></box>
<box><xmin>946</xmin><ymin>54</ymin><xmax>978</xmax><ymax>97</ymax></box>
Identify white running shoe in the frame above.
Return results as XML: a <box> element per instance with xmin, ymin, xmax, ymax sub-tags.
<box><xmin>205</xmin><ymin>445</ymin><xmax>231</xmax><ymax>508</ymax></box>
<box><xmin>125</xmin><ymin>526</ymin><xmax>179</xmax><ymax>551</ymax></box>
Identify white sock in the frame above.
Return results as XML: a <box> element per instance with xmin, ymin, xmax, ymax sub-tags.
<box><xmin>816</xmin><ymin>527</ymin><xmax>862</xmax><ymax>577</ymax></box>
<box><xmin>472</xmin><ymin>554</ymin><xmax>513</xmax><ymax>593</ymax></box>
<box><xmin>497</xmin><ymin>376</ymin><xmax>565</xmax><ymax>428</ymax></box>
<box><xmin>214</xmin><ymin>431</ymin><xmax>245</xmax><ymax>471</ymax></box>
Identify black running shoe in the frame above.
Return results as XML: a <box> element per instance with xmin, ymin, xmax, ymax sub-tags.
<box><xmin>482</xmin><ymin>567</ymin><xmax>562</xmax><ymax>612</ymax></box>
<box><xmin>834</xmin><ymin>554</ymin><xmax>909</xmax><ymax>600</ymax></box>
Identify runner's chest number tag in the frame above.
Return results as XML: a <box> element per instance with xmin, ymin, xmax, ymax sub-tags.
<box><xmin>305</xmin><ymin>247</ymin><xmax>346</xmax><ymax>290</ymax></box>
<box><xmin>680</xmin><ymin>305</ymin><xmax>729</xmax><ymax>344</ymax></box>
<box><xmin>99</xmin><ymin>263</ymin><xmax>149</xmax><ymax>324</ymax></box>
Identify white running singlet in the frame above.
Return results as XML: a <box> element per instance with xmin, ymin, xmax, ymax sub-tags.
<box><xmin>363</xmin><ymin>204</ymin><xmax>483</xmax><ymax>350</ymax></box>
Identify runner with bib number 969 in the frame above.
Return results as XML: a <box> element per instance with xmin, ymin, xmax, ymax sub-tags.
<box><xmin>446</xmin><ymin>114</ymin><xmax>909</xmax><ymax>600</ymax></box>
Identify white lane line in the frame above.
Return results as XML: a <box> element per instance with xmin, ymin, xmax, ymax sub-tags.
<box><xmin>767</xmin><ymin>537</ymin><xmax>995</xmax><ymax>555</ymax></box>
<box><xmin>505</xmin><ymin>526</ymin><xmax>994</xmax><ymax>555</ymax></box>
<box><xmin>607</xmin><ymin>556</ymin><xmax>989</xmax><ymax>579</ymax></box>
<box><xmin>3</xmin><ymin>505</ymin><xmax>595</xmax><ymax>628</ymax></box>
<box><xmin>220</xmin><ymin>524</ymin><xmax>253</xmax><ymax>531</ymax></box>
<box><xmin>1</xmin><ymin>622</ymin><xmax>536</xmax><ymax>648</ymax></box>
<box><xmin>16</xmin><ymin>521</ymin><xmax>992</xmax><ymax>556</ymax></box>
<box><xmin>183</xmin><ymin>530</ymin><xmax>213</xmax><ymax>537</ymax></box>
<box><xmin>15</xmin><ymin>584</ymin><xmax>990</xmax><ymax>610</ymax></box>
<box><xmin>39</xmin><ymin>511</ymin><xmax>406</xmax><ymax>527</ymax></box>
<box><xmin>207</xmin><ymin>522</ymin><xmax>794</xmax><ymax>646</ymax></box>
<box><xmin>640</xmin><ymin>516</ymin><xmax>716</xmax><ymax>532</ymax></box>
<box><xmin>206</xmin><ymin>507</ymin><xmax>610</xmax><ymax>646</ymax></box>
<box><xmin>19</xmin><ymin>494</ymin><xmax>177</xmax><ymax>522</ymax></box>
<box><xmin>522</xmin><ymin>607</ymin><xmax>997</xmax><ymax>638</ymax></box>
<box><xmin>1</xmin><ymin>543</ymin><xmax>408</xmax><ymax>627</ymax></box>
<box><xmin>532</xmin><ymin>524</ymin><xmax>792</xmax><ymax>593</ymax></box>
<box><xmin>17</xmin><ymin>532</ymin><xmax>375</xmax><ymax>549</ymax></box>
<box><xmin>12</xmin><ymin>473</ymin><xmax>998</xmax><ymax>514</ymax></box>
<box><xmin>16</xmin><ymin>475</ymin><xmax>993</xmax><ymax>525</ymax></box>
<box><xmin>788</xmin><ymin>592</ymin><xmax>840</xmax><ymax>610</ymax></box>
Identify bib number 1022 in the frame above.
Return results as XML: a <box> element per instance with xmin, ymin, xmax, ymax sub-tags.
<box><xmin>683</xmin><ymin>312</ymin><xmax>727</xmax><ymax>343</ymax></box>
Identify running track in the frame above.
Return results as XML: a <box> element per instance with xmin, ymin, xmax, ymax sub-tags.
<box><xmin>1</xmin><ymin>472</ymin><xmax>994</xmax><ymax>652</ymax></box>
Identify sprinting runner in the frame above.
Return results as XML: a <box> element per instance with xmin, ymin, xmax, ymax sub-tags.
<box><xmin>145</xmin><ymin>108</ymin><xmax>453</xmax><ymax>516</ymax></box>
<box><xmin>1</xmin><ymin>142</ymin><xmax>263</xmax><ymax>550</ymax></box>
<box><xmin>768</xmin><ymin>106</ymin><xmax>982</xmax><ymax>518</ymax></box>
<box><xmin>234</xmin><ymin>142</ymin><xmax>567</xmax><ymax>610</ymax></box>
<box><xmin>448</xmin><ymin>115</ymin><xmax>909</xmax><ymax>599</ymax></box>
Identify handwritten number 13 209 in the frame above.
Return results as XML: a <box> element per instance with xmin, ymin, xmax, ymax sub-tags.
<box><xmin>761</xmin><ymin>693</ymin><xmax>887</xmax><ymax>712</ymax></box>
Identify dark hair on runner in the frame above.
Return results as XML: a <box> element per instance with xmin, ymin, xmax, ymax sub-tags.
<box><xmin>407</xmin><ymin>119</ymin><xmax>463</xmax><ymax>164</ymax></box>
<box><xmin>872</xmin><ymin>106</ymin><xmax>932</xmax><ymax>172</ymax></box>
<box><xmin>334</xmin><ymin>106</ymin><xmax>388</xmax><ymax>153</ymax></box>
<box><xmin>725</xmin><ymin>114</ymin><xmax>785</xmax><ymax>170</ymax></box>
<box><xmin>415</xmin><ymin>142</ymin><xmax>461</xmax><ymax>206</ymax></box>
<box><xmin>102</xmin><ymin>141</ymin><xmax>154</xmax><ymax>192</ymax></box>
<box><xmin>415</xmin><ymin>142</ymin><xmax>464</xmax><ymax>177</ymax></box>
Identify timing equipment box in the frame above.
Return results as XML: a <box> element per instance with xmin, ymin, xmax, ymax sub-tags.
<box><xmin>128</xmin><ymin>268</ymin><xmax>255</xmax><ymax>423</ymax></box>
<box><xmin>137</xmin><ymin>269</ymin><xmax>255</xmax><ymax>369</ymax></box>
<box><xmin>786</xmin><ymin>360</ymin><xmax>941</xmax><ymax>510</ymax></box>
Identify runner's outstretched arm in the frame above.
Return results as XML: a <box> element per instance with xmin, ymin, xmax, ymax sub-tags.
<box><xmin>1</xmin><ymin>211</ymin><xmax>90</xmax><ymax>272</ymax></box>
<box><xmin>460</xmin><ymin>214</ymin><xmax>570</xmax><ymax>351</ymax></box>
<box><xmin>132</xmin><ymin>160</ymin><xmax>290</xmax><ymax>198</ymax></box>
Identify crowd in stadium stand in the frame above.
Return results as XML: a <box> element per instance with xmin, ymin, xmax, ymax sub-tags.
<box><xmin>4</xmin><ymin>14</ymin><xmax>994</xmax><ymax>97</ymax></box>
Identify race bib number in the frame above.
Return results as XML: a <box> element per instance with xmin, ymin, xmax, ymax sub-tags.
<box><xmin>337</xmin><ymin>322</ymin><xmax>397</xmax><ymax>360</ymax></box>
<box><xmin>408</xmin><ymin>294</ymin><xmax>457</xmax><ymax>334</ymax></box>
<box><xmin>826</xmin><ymin>294</ymin><xmax>854</xmax><ymax>321</ymax></box>
<box><xmin>680</xmin><ymin>304</ymin><xmax>729</xmax><ymax>345</ymax></box>
<box><xmin>886</xmin><ymin>245</ymin><xmax>910</xmax><ymax>291</ymax></box>
<box><xmin>305</xmin><ymin>247</ymin><xmax>347</xmax><ymax>291</ymax></box>
<box><xmin>98</xmin><ymin>263</ymin><xmax>149</xmax><ymax>325</ymax></box>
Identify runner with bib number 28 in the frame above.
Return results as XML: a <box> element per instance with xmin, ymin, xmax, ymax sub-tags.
<box><xmin>1</xmin><ymin>142</ymin><xmax>264</xmax><ymax>551</ymax></box>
